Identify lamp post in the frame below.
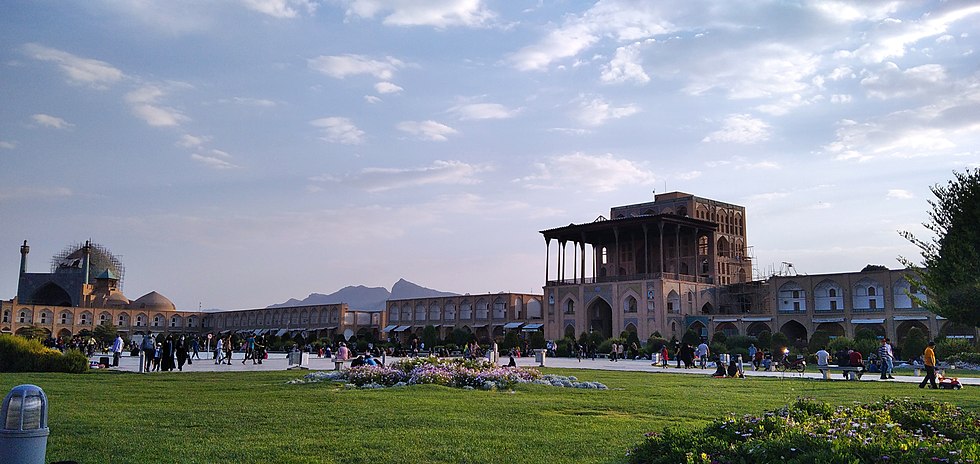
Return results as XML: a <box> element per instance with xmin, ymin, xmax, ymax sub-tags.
<box><xmin>1</xmin><ymin>384</ymin><xmax>49</xmax><ymax>464</ymax></box>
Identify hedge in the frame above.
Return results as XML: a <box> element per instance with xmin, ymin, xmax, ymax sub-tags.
<box><xmin>0</xmin><ymin>334</ymin><xmax>89</xmax><ymax>373</ymax></box>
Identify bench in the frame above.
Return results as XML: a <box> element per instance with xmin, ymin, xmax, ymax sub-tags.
<box><xmin>817</xmin><ymin>365</ymin><xmax>863</xmax><ymax>380</ymax></box>
<box><xmin>333</xmin><ymin>359</ymin><xmax>348</xmax><ymax>371</ymax></box>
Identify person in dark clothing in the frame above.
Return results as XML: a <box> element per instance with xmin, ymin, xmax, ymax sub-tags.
<box><xmin>176</xmin><ymin>335</ymin><xmax>189</xmax><ymax>371</ymax></box>
<box><xmin>161</xmin><ymin>335</ymin><xmax>176</xmax><ymax>371</ymax></box>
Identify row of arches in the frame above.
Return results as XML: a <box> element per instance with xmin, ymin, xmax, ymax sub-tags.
<box><xmin>388</xmin><ymin>298</ymin><xmax>542</xmax><ymax>323</ymax></box>
<box><xmin>778</xmin><ymin>278</ymin><xmax>928</xmax><ymax>311</ymax></box>
<box><xmin>2</xmin><ymin>308</ymin><xmax>197</xmax><ymax>328</ymax></box>
<box><xmin>210</xmin><ymin>306</ymin><xmax>343</xmax><ymax>329</ymax></box>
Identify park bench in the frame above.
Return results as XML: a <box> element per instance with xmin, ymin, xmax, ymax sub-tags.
<box><xmin>333</xmin><ymin>358</ymin><xmax>348</xmax><ymax>370</ymax></box>
<box><xmin>817</xmin><ymin>365</ymin><xmax>863</xmax><ymax>380</ymax></box>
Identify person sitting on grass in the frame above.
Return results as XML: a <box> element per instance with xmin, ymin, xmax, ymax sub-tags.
<box><xmin>350</xmin><ymin>355</ymin><xmax>365</xmax><ymax>368</ymax></box>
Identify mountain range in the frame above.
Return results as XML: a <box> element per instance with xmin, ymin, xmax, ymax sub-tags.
<box><xmin>267</xmin><ymin>278</ymin><xmax>458</xmax><ymax>311</ymax></box>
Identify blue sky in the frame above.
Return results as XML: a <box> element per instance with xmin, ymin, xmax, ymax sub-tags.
<box><xmin>1</xmin><ymin>1</ymin><xmax>978</xmax><ymax>310</ymax></box>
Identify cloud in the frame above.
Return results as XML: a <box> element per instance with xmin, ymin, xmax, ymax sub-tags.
<box><xmin>396</xmin><ymin>120</ymin><xmax>457</xmax><ymax>141</ymax></box>
<box><xmin>448</xmin><ymin>102</ymin><xmax>518</xmax><ymax>120</ymax></box>
<box><xmin>310</xmin><ymin>117</ymin><xmax>366</xmax><ymax>145</ymax></box>
<box><xmin>228</xmin><ymin>97</ymin><xmax>278</xmax><ymax>107</ymax></box>
<box><xmin>846</xmin><ymin>4</ymin><xmax>980</xmax><ymax>63</ymax></box>
<box><xmin>177</xmin><ymin>134</ymin><xmax>212</xmax><ymax>148</ymax></box>
<box><xmin>342</xmin><ymin>0</ymin><xmax>496</xmax><ymax>28</ymax></box>
<box><xmin>886</xmin><ymin>189</ymin><xmax>915</xmax><ymax>200</ymax></box>
<box><xmin>125</xmin><ymin>84</ymin><xmax>188</xmax><ymax>127</ymax></box>
<box><xmin>702</xmin><ymin>114</ymin><xmax>771</xmax><ymax>144</ymax></box>
<box><xmin>860</xmin><ymin>63</ymin><xmax>949</xmax><ymax>99</ymax></box>
<box><xmin>600</xmin><ymin>40</ymin><xmax>652</xmax><ymax>84</ymax></box>
<box><xmin>308</xmin><ymin>54</ymin><xmax>404</xmax><ymax>80</ymax></box>
<box><xmin>746</xmin><ymin>191</ymin><xmax>789</xmax><ymax>202</ymax></box>
<box><xmin>573</xmin><ymin>97</ymin><xmax>639</xmax><ymax>126</ymax></box>
<box><xmin>518</xmin><ymin>153</ymin><xmax>655</xmax><ymax>192</ymax></box>
<box><xmin>31</xmin><ymin>114</ymin><xmax>74</xmax><ymax>129</ymax></box>
<box><xmin>241</xmin><ymin>0</ymin><xmax>316</xmax><ymax>18</ymax></box>
<box><xmin>374</xmin><ymin>81</ymin><xmax>403</xmax><ymax>94</ymax></box>
<box><xmin>0</xmin><ymin>186</ymin><xmax>73</xmax><ymax>201</ymax></box>
<box><xmin>0</xmin><ymin>141</ymin><xmax>16</xmax><ymax>150</ymax></box>
<box><xmin>311</xmin><ymin>160</ymin><xmax>490</xmax><ymax>192</ymax></box>
<box><xmin>508</xmin><ymin>2</ymin><xmax>672</xmax><ymax>71</ymax></box>
<box><xmin>22</xmin><ymin>43</ymin><xmax>124</xmax><ymax>89</ymax></box>
<box><xmin>191</xmin><ymin>149</ymin><xmax>239</xmax><ymax>170</ymax></box>
<box><xmin>679</xmin><ymin>43</ymin><xmax>819</xmax><ymax>99</ymax></box>
<box><xmin>364</xmin><ymin>95</ymin><xmax>382</xmax><ymax>104</ymax></box>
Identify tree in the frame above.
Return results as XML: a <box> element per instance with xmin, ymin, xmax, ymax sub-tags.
<box><xmin>421</xmin><ymin>325</ymin><xmax>438</xmax><ymax>350</ymax></box>
<box><xmin>901</xmin><ymin>167</ymin><xmax>980</xmax><ymax>327</ymax></box>
<box><xmin>93</xmin><ymin>322</ymin><xmax>118</xmax><ymax>346</ymax></box>
<box><xmin>901</xmin><ymin>327</ymin><xmax>928</xmax><ymax>362</ymax></box>
<box><xmin>861</xmin><ymin>264</ymin><xmax>888</xmax><ymax>272</ymax></box>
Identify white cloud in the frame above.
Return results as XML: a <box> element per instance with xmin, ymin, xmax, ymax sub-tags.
<box><xmin>229</xmin><ymin>97</ymin><xmax>277</xmax><ymax>107</ymax></box>
<box><xmin>449</xmin><ymin>103</ymin><xmax>518</xmax><ymax>120</ymax></box>
<box><xmin>342</xmin><ymin>0</ymin><xmax>496</xmax><ymax>28</ymax></box>
<box><xmin>308</xmin><ymin>54</ymin><xmax>405</xmax><ymax>80</ymax></box>
<box><xmin>241</xmin><ymin>0</ymin><xmax>316</xmax><ymax>18</ymax></box>
<box><xmin>31</xmin><ymin>114</ymin><xmax>74</xmax><ymax>129</ymax></box>
<box><xmin>396</xmin><ymin>120</ymin><xmax>457</xmax><ymax>141</ymax></box>
<box><xmin>0</xmin><ymin>186</ymin><xmax>73</xmax><ymax>201</ymax></box>
<box><xmin>600</xmin><ymin>40</ymin><xmax>652</xmax><ymax>84</ymax></box>
<box><xmin>680</xmin><ymin>44</ymin><xmax>819</xmax><ymax>99</ymax></box>
<box><xmin>861</xmin><ymin>63</ymin><xmax>948</xmax><ymax>99</ymax></box>
<box><xmin>374</xmin><ymin>81</ymin><xmax>403</xmax><ymax>94</ymax></box>
<box><xmin>191</xmin><ymin>149</ymin><xmax>239</xmax><ymax>170</ymax></box>
<box><xmin>22</xmin><ymin>43</ymin><xmax>124</xmax><ymax>89</ymax></box>
<box><xmin>354</xmin><ymin>160</ymin><xmax>489</xmax><ymax>192</ymax></box>
<box><xmin>887</xmin><ymin>189</ymin><xmax>915</xmax><ymax>200</ymax></box>
<box><xmin>177</xmin><ymin>134</ymin><xmax>212</xmax><ymax>148</ymax></box>
<box><xmin>519</xmin><ymin>153</ymin><xmax>655</xmax><ymax>192</ymax></box>
<box><xmin>746</xmin><ymin>191</ymin><xmax>789</xmax><ymax>202</ymax></box>
<box><xmin>125</xmin><ymin>84</ymin><xmax>188</xmax><ymax>127</ymax></box>
<box><xmin>310</xmin><ymin>117</ymin><xmax>366</xmax><ymax>145</ymax></box>
<box><xmin>827</xmin><ymin>66</ymin><xmax>855</xmax><ymax>81</ymax></box>
<box><xmin>702</xmin><ymin>114</ymin><xmax>771</xmax><ymax>144</ymax></box>
<box><xmin>0</xmin><ymin>141</ymin><xmax>15</xmax><ymax>149</ymax></box>
<box><xmin>848</xmin><ymin>5</ymin><xmax>980</xmax><ymax>63</ymax></box>
<box><xmin>676</xmin><ymin>170</ymin><xmax>702</xmax><ymax>180</ymax></box>
<box><xmin>364</xmin><ymin>95</ymin><xmax>382</xmax><ymax>104</ymax></box>
<box><xmin>508</xmin><ymin>2</ymin><xmax>671</xmax><ymax>71</ymax></box>
<box><xmin>831</xmin><ymin>94</ymin><xmax>852</xmax><ymax>104</ymax></box>
<box><xmin>574</xmin><ymin>97</ymin><xmax>639</xmax><ymax>126</ymax></box>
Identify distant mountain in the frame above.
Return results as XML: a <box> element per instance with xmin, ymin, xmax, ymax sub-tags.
<box><xmin>267</xmin><ymin>279</ymin><xmax>457</xmax><ymax>311</ymax></box>
<box><xmin>390</xmin><ymin>278</ymin><xmax>458</xmax><ymax>300</ymax></box>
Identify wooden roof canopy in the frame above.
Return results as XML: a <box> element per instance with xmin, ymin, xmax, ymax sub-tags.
<box><xmin>540</xmin><ymin>213</ymin><xmax>718</xmax><ymax>245</ymax></box>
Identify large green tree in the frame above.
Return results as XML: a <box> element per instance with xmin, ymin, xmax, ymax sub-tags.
<box><xmin>901</xmin><ymin>168</ymin><xmax>980</xmax><ymax>327</ymax></box>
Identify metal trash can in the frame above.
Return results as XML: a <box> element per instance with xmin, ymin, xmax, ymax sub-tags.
<box><xmin>534</xmin><ymin>349</ymin><xmax>546</xmax><ymax>367</ymax></box>
<box><xmin>1</xmin><ymin>385</ymin><xmax>49</xmax><ymax>464</ymax></box>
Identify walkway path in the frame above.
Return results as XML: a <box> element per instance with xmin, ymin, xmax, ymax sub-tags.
<box><xmin>91</xmin><ymin>353</ymin><xmax>979</xmax><ymax>386</ymax></box>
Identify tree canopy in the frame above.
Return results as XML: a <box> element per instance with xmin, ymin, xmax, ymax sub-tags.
<box><xmin>901</xmin><ymin>168</ymin><xmax>980</xmax><ymax>327</ymax></box>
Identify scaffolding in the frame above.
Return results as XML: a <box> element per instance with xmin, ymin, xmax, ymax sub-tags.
<box><xmin>50</xmin><ymin>241</ymin><xmax>125</xmax><ymax>290</ymax></box>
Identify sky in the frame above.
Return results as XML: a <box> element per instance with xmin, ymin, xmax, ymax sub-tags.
<box><xmin>1</xmin><ymin>1</ymin><xmax>979</xmax><ymax>311</ymax></box>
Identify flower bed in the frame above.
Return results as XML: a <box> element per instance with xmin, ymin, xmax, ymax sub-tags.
<box><xmin>288</xmin><ymin>357</ymin><xmax>607</xmax><ymax>391</ymax></box>
<box><xmin>628</xmin><ymin>397</ymin><xmax>980</xmax><ymax>464</ymax></box>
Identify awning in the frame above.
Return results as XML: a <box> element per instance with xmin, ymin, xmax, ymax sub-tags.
<box><xmin>713</xmin><ymin>318</ymin><xmax>738</xmax><ymax>323</ymax></box>
<box><xmin>382</xmin><ymin>324</ymin><xmax>398</xmax><ymax>332</ymax></box>
<box><xmin>851</xmin><ymin>318</ymin><xmax>885</xmax><ymax>324</ymax></box>
<box><xmin>522</xmin><ymin>323</ymin><xmax>543</xmax><ymax>331</ymax></box>
<box><xmin>894</xmin><ymin>315</ymin><xmax>928</xmax><ymax>321</ymax></box>
<box><xmin>220</xmin><ymin>330</ymin><xmax>231</xmax><ymax>335</ymax></box>
<box><xmin>471</xmin><ymin>324</ymin><xmax>488</xmax><ymax>328</ymax></box>
<box><xmin>813</xmin><ymin>318</ymin><xmax>845</xmax><ymax>324</ymax></box>
<box><xmin>325</xmin><ymin>326</ymin><xmax>337</xmax><ymax>330</ymax></box>
<box><xmin>946</xmin><ymin>335</ymin><xmax>975</xmax><ymax>339</ymax></box>
<box><xmin>393</xmin><ymin>326</ymin><xmax>411</xmax><ymax>332</ymax></box>
<box><xmin>275</xmin><ymin>329</ymin><xmax>288</xmax><ymax>337</ymax></box>
<box><xmin>741</xmin><ymin>317</ymin><xmax>772</xmax><ymax>322</ymax></box>
<box><xmin>503</xmin><ymin>322</ymin><xmax>524</xmax><ymax>329</ymax></box>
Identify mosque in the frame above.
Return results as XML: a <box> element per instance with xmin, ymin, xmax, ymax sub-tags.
<box><xmin>2</xmin><ymin>192</ymin><xmax>977</xmax><ymax>347</ymax></box>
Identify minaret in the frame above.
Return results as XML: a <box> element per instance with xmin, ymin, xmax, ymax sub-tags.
<box><xmin>19</xmin><ymin>240</ymin><xmax>29</xmax><ymax>275</ymax></box>
<box><xmin>83</xmin><ymin>240</ymin><xmax>92</xmax><ymax>284</ymax></box>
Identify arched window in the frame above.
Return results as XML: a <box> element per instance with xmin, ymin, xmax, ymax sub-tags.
<box><xmin>624</xmin><ymin>296</ymin><xmax>637</xmax><ymax>313</ymax></box>
<box><xmin>565</xmin><ymin>300</ymin><xmax>575</xmax><ymax>314</ymax></box>
<box><xmin>153</xmin><ymin>315</ymin><xmax>162</xmax><ymax>327</ymax></box>
<box><xmin>60</xmin><ymin>312</ymin><xmax>70</xmax><ymax>324</ymax></box>
<box><xmin>1</xmin><ymin>310</ymin><xmax>8</xmax><ymax>323</ymax></box>
<box><xmin>39</xmin><ymin>311</ymin><xmax>48</xmax><ymax>324</ymax></box>
<box><xmin>135</xmin><ymin>315</ymin><xmax>145</xmax><ymax>327</ymax></box>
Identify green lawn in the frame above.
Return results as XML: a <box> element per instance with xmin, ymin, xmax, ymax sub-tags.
<box><xmin>2</xmin><ymin>369</ymin><xmax>978</xmax><ymax>464</ymax></box>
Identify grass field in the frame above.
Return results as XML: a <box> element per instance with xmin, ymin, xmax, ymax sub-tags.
<box><xmin>2</xmin><ymin>368</ymin><xmax>978</xmax><ymax>464</ymax></box>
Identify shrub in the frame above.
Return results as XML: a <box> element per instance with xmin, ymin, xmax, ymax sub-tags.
<box><xmin>645</xmin><ymin>337</ymin><xmax>668</xmax><ymax>355</ymax></box>
<box><xmin>900</xmin><ymin>327</ymin><xmax>928</xmax><ymax>362</ymax></box>
<box><xmin>597</xmin><ymin>337</ymin><xmax>625</xmax><ymax>354</ymax></box>
<box><xmin>947</xmin><ymin>352</ymin><xmax>980</xmax><ymax>365</ymax></box>
<box><xmin>935</xmin><ymin>338</ymin><xmax>976</xmax><ymax>361</ymax></box>
<box><xmin>0</xmin><ymin>334</ymin><xmax>89</xmax><ymax>373</ymax></box>
<box><xmin>629</xmin><ymin>398</ymin><xmax>980</xmax><ymax>464</ymax></box>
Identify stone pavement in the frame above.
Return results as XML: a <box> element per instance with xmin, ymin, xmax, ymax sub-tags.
<box><xmin>91</xmin><ymin>352</ymin><xmax>980</xmax><ymax>386</ymax></box>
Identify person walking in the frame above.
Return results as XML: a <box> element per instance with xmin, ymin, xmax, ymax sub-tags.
<box><xmin>141</xmin><ymin>334</ymin><xmax>156</xmax><ymax>372</ymax></box>
<box><xmin>214</xmin><ymin>336</ymin><xmax>224</xmax><ymax>364</ymax></box>
<box><xmin>696</xmin><ymin>340</ymin><xmax>710</xmax><ymax>369</ymax></box>
<box><xmin>223</xmin><ymin>336</ymin><xmax>234</xmax><ymax>365</ymax></box>
<box><xmin>878</xmin><ymin>338</ymin><xmax>895</xmax><ymax>379</ymax></box>
<box><xmin>176</xmin><ymin>335</ymin><xmax>189</xmax><ymax>371</ymax></box>
<box><xmin>660</xmin><ymin>344</ymin><xmax>669</xmax><ymax>368</ymax></box>
<box><xmin>191</xmin><ymin>336</ymin><xmax>201</xmax><ymax>360</ymax></box>
<box><xmin>110</xmin><ymin>334</ymin><xmax>124</xmax><ymax>367</ymax></box>
<box><xmin>919</xmin><ymin>341</ymin><xmax>938</xmax><ymax>389</ymax></box>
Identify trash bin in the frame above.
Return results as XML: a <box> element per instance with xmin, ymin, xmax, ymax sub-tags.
<box><xmin>651</xmin><ymin>353</ymin><xmax>660</xmax><ymax>365</ymax></box>
<box><xmin>533</xmin><ymin>349</ymin><xmax>546</xmax><ymax>367</ymax></box>
<box><xmin>99</xmin><ymin>356</ymin><xmax>110</xmax><ymax>367</ymax></box>
<box><xmin>0</xmin><ymin>385</ymin><xmax>49</xmax><ymax>464</ymax></box>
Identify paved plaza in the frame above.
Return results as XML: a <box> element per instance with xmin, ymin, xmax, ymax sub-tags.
<box><xmin>90</xmin><ymin>352</ymin><xmax>980</xmax><ymax>386</ymax></box>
